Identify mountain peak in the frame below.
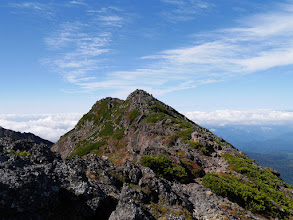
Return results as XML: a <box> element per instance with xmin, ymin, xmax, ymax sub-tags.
<box><xmin>126</xmin><ymin>89</ymin><xmax>156</xmax><ymax>108</ymax></box>
<box><xmin>126</xmin><ymin>89</ymin><xmax>153</xmax><ymax>101</ymax></box>
<box><xmin>30</xmin><ymin>90</ymin><xmax>293</xmax><ymax>218</ymax></box>
<box><xmin>51</xmin><ymin>89</ymin><xmax>209</xmax><ymax>160</ymax></box>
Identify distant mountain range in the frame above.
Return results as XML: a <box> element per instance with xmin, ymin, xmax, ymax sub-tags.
<box><xmin>207</xmin><ymin>125</ymin><xmax>293</xmax><ymax>153</ymax></box>
<box><xmin>207</xmin><ymin>124</ymin><xmax>293</xmax><ymax>185</ymax></box>
<box><xmin>245</xmin><ymin>151</ymin><xmax>293</xmax><ymax>186</ymax></box>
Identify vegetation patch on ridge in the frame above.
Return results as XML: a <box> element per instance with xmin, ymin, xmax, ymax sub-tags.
<box><xmin>202</xmin><ymin>173</ymin><xmax>277</xmax><ymax>216</ymax></box>
<box><xmin>9</xmin><ymin>150</ymin><xmax>31</xmax><ymax>158</ymax></box>
<box><xmin>141</xmin><ymin>154</ymin><xmax>189</xmax><ymax>183</ymax></box>
<box><xmin>144</xmin><ymin>103</ymin><xmax>178</xmax><ymax>124</ymax></box>
<box><xmin>187</xmin><ymin>141</ymin><xmax>209</xmax><ymax>155</ymax></box>
<box><xmin>128</xmin><ymin>109</ymin><xmax>140</xmax><ymax>123</ymax></box>
<box><xmin>145</xmin><ymin>112</ymin><xmax>170</xmax><ymax>123</ymax></box>
<box><xmin>203</xmin><ymin>153</ymin><xmax>293</xmax><ymax>218</ymax></box>
<box><xmin>68</xmin><ymin>141</ymin><xmax>107</xmax><ymax>159</ymax></box>
<box><xmin>112</xmin><ymin>127</ymin><xmax>125</xmax><ymax>140</ymax></box>
<box><xmin>99</xmin><ymin>123</ymin><xmax>114</xmax><ymax>137</ymax></box>
<box><xmin>167</xmin><ymin>128</ymin><xmax>193</xmax><ymax>147</ymax></box>
<box><xmin>180</xmin><ymin>157</ymin><xmax>205</xmax><ymax>178</ymax></box>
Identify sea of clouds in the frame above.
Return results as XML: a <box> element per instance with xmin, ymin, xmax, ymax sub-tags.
<box><xmin>186</xmin><ymin>109</ymin><xmax>293</xmax><ymax>126</ymax></box>
<box><xmin>0</xmin><ymin>113</ymin><xmax>83</xmax><ymax>142</ymax></box>
<box><xmin>1</xmin><ymin>110</ymin><xmax>293</xmax><ymax>142</ymax></box>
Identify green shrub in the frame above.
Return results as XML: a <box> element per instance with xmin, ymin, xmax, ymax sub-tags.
<box><xmin>115</xmin><ymin>115</ymin><xmax>122</xmax><ymax>124</ymax></box>
<box><xmin>99</xmin><ymin>123</ymin><xmax>114</xmax><ymax>137</ymax></box>
<box><xmin>18</xmin><ymin>151</ymin><xmax>31</xmax><ymax>158</ymax></box>
<box><xmin>180</xmin><ymin>157</ymin><xmax>205</xmax><ymax>178</ymax></box>
<box><xmin>112</xmin><ymin>127</ymin><xmax>125</xmax><ymax>140</ymax></box>
<box><xmin>145</xmin><ymin>112</ymin><xmax>167</xmax><ymax>123</ymax></box>
<box><xmin>96</xmin><ymin>100</ymin><xmax>114</xmax><ymax>120</ymax></box>
<box><xmin>213</xmin><ymin>138</ymin><xmax>225</xmax><ymax>146</ymax></box>
<box><xmin>168</xmin><ymin>129</ymin><xmax>193</xmax><ymax>147</ymax></box>
<box><xmin>77</xmin><ymin>113</ymin><xmax>95</xmax><ymax>126</ymax></box>
<box><xmin>164</xmin><ymin>118</ymin><xmax>178</xmax><ymax>126</ymax></box>
<box><xmin>90</xmin><ymin>99</ymin><xmax>121</xmax><ymax>125</ymax></box>
<box><xmin>68</xmin><ymin>141</ymin><xmax>106</xmax><ymax>158</ymax></box>
<box><xmin>9</xmin><ymin>150</ymin><xmax>16</xmax><ymax>155</ymax></box>
<box><xmin>206</xmin><ymin>153</ymin><xmax>293</xmax><ymax>218</ymax></box>
<box><xmin>9</xmin><ymin>150</ymin><xmax>31</xmax><ymax>158</ymax></box>
<box><xmin>151</xmin><ymin>104</ymin><xmax>171</xmax><ymax>115</ymax></box>
<box><xmin>141</xmin><ymin>154</ymin><xmax>188</xmax><ymax>183</ymax></box>
<box><xmin>179</xmin><ymin>122</ymin><xmax>192</xmax><ymax>128</ymax></box>
<box><xmin>202</xmin><ymin>173</ymin><xmax>277</xmax><ymax>215</ymax></box>
<box><xmin>188</xmin><ymin>141</ymin><xmax>209</xmax><ymax>155</ymax></box>
<box><xmin>128</xmin><ymin>109</ymin><xmax>140</xmax><ymax>122</ymax></box>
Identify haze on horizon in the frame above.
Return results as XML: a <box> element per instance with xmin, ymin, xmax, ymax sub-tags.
<box><xmin>1</xmin><ymin>0</ymin><xmax>293</xmax><ymax>141</ymax></box>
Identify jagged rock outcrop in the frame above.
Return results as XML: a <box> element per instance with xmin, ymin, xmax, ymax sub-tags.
<box><xmin>2</xmin><ymin>90</ymin><xmax>293</xmax><ymax>219</ymax></box>
<box><xmin>0</xmin><ymin>137</ymin><xmax>117</xmax><ymax>219</ymax></box>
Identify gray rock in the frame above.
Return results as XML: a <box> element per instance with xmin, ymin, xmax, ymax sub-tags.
<box><xmin>109</xmin><ymin>185</ymin><xmax>153</xmax><ymax>220</ymax></box>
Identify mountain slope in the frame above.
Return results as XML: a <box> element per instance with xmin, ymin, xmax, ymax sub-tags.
<box><xmin>50</xmin><ymin>89</ymin><xmax>293</xmax><ymax>219</ymax></box>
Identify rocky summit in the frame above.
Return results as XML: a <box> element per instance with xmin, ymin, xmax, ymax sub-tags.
<box><xmin>2</xmin><ymin>90</ymin><xmax>293</xmax><ymax>219</ymax></box>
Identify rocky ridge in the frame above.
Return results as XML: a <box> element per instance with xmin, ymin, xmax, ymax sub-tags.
<box><xmin>0</xmin><ymin>126</ymin><xmax>53</xmax><ymax>146</ymax></box>
<box><xmin>2</xmin><ymin>89</ymin><xmax>293</xmax><ymax>219</ymax></box>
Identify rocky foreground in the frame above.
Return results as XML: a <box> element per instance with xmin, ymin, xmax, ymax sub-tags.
<box><xmin>0</xmin><ymin>137</ymin><xmax>259</xmax><ymax>219</ymax></box>
<box><xmin>1</xmin><ymin>90</ymin><xmax>293</xmax><ymax>219</ymax></box>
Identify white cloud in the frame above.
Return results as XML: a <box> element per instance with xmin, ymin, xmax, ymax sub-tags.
<box><xmin>185</xmin><ymin>109</ymin><xmax>293</xmax><ymax>126</ymax></box>
<box><xmin>0</xmin><ymin>113</ymin><xmax>82</xmax><ymax>142</ymax></box>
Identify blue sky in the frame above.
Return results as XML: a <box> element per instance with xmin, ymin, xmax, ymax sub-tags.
<box><xmin>1</xmin><ymin>0</ymin><xmax>293</xmax><ymax>141</ymax></box>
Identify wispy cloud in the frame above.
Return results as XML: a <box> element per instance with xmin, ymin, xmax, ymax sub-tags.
<box><xmin>11</xmin><ymin>2</ymin><xmax>46</xmax><ymax>10</ymax></box>
<box><xmin>69</xmin><ymin>0</ymin><xmax>87</xmax><ymax>6</ymax></box>
<box><xmin>185</xmin><ymin>109</ymin><xmax>293</xmax><ymax>126</ymax></box>
<box><xmin>43</xmin><ymin>5</ymin><xmax>126</xmax><ymax>88</ymax></box>
<box><xmin>14</xmin><ymin>1</ymin><xmax>293</xmax><ymax>97</ymax></box>
<box><xmin>160</xmin><ymin>0</ymin><xmax>213</xmax><ymax>21</ymax></box>
<box><xmin>44</xmin><ymin>21</ymin><xmax>112</xmax><ymax>85</ymax></box>
<box><xmin>97</xmin><ymin>15</ymin><xmax>124</xmax><ymax>27</ymax></box>
<box><xmin>63</xmin><ymin>2</ymin><xmax>293</xmax><ymax>96</ymax></box>
<box><xmin>87</xmin><ymin>6</ymin><xmax>125</xmax><ymax>27</ymax></box>
<box><xmin>10</xmin><ymin>2</ymin><xmax>54</xmax><ymax>18</ymax></box>
<box><xmin>0</xmin><ymin>113</ymin><xmax>82</xmax><ymax>142</ymax></box>
<box><xmin>88</xmin><ymin>2</ymin><xmax>293</xmax><ymax>95</ymax></box>
<box><xmin>142</xmin><ymin>4</ymin><xmax>293</xmax><ymax>76</ymax></box>
<box><xmin>9</xmin><ymin>1</ymin><xmax>126</xmax><ymax>89</ymax></box>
